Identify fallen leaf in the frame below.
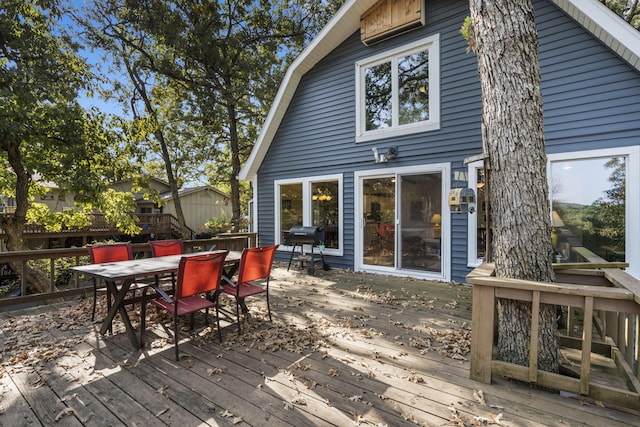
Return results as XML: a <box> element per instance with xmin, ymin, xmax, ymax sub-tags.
<box><xmin>54</xmin><ymin>407</ymin><xmax>77</xmax><ymax>421</ymax></box>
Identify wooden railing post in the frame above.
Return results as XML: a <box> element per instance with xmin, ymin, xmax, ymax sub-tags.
<box><xmin>470</xmin><ymin>283</ymin><xmax>495</xmax><ymax>384</ymax></box>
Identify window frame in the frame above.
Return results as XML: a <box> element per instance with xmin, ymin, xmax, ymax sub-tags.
<box><xmin>355</xmin><ymin>34</ymin><xmax>440</xmax><ymax>143</ymax></box>
<box><xmin>547</xmin><ymin>147</ymin><xmax>639</xmax><ymax>277</ymax></box>
<box><xmin>466</xmin><ymin>160</ymin><xmax>484</xmax><ymax>267</ymax></box>
<box><xmin>274</xmin><ymin>174</ymin><xmax>344</xmax><ymax>256</ymax></box>
<box><xmin>354</xmin><ymin>163</ymin><xmax>451</xmax><ymax>282</ymax></box>
<box><xmin>467</xmin><ymin>147</ymin><xmax>640</xmax><ymax>278</ymax></box>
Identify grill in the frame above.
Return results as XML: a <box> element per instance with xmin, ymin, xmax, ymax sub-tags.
<box><xmin>285</xmin><ymin>225</ymin><xmax>330</xmax><ymax>274</ymax></box>
<box><xmin>285</xmin><ymin>225</ymin><xmax>325</xmax><ymax>245</ymax></box>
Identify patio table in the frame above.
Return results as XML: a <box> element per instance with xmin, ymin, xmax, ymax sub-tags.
<box><xmin>71</xmin><ymin>250</ymin><xmax>242</xmax><ymax>349</ymax></box>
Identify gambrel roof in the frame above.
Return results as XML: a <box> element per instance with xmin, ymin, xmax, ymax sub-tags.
<box><xmin>238</xmin><ymin>0</ymin><xmax>640</xmax><ymax>181</ymax></box>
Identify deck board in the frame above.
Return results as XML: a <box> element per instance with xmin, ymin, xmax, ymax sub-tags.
<box><xmin>1</xmin><ymin>266</ymin><xmax>640</xmax><ymax>426</ymax></box>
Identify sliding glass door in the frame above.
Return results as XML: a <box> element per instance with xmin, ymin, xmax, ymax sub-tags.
<box><xmin>398</xmin><ymin>173</ymin><xmax>442</xmax><ymax>273</ymax></box>
<box><xmin>357</xmin><ymin>165</ymin><xmax>448</xmax><ymax>279</ymax></box>
<box><xmin>362</xmin><ymin>177</ymin><xmax>395</xmax><ymax>267</ymax></box>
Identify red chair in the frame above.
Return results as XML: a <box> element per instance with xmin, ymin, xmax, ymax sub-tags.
<box><xmin>149</xmin><ymin>239</ymin><xmax>184</xmax><ymax>257</ymax></box>
<box><xmin>86</xmin><ymin>243</ymin><xmax>136</xmax><ymax>323</ymax></box>
<box><xmin>149</xmin><ymin>239</ymin><xmax>184</xmax><ymax>288</ymax></box>
<box><xmin>142</xmin><ymin>251</ymin><xmax>228</xmax><ymax>361</ymax></box>
<box><xmin>219</xmin><ymin>245</ymin><xmax>278</xmax><ymax>334</ymax></box>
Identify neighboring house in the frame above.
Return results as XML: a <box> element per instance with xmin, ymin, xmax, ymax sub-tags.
<box><xmin>112</xmin><ymin>178</ymin><xmax>232</xmax><ymax>233</ymax></box>
<box><xmin>160</xmin><ymin>186</ymin><xmax>232</xmax><ymax>235</ymax></box>
<box><xmin>239</xmin><ymin>0</ymin><xmax>640</xmax><ymax>283</ymax></box>
<box><xmin>111</xmin><ymin>177</ymin><xmax>173</xmax><ymax>214</ymax></box>
<box><xmin>35</xmin><ymin>185</ymin><xmax>76</xmax><ymax>213</ymax></box>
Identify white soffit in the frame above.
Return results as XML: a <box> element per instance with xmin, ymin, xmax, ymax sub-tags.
<box><xmin>551</xmin><ymin>0</ymin><xmax>640</xmax><ymax>70</ymax></box>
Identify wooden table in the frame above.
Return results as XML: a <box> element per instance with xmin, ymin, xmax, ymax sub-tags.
<box><xmin>71</xmin><ymin>250</ymin><xmax>241</xmax><ymax>349</ymax></box>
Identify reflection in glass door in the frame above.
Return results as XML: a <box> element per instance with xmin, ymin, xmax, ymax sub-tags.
<box><xmin>362</xmin><ymin>177</ymin><xmax>395</xmax><ymax>267</ymax></box>
<box><xmin>360</xmin><ymin>172</ymin><xmax>443</xmax><ymax>274</ymax></box>
<box><xmin>399</xmin><ymin>173</ymin><xmax>442</xmax><ymax>273</ymax></box>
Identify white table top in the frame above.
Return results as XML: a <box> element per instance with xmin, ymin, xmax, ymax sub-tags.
<box><xmin>71</xmin><ymin>250</ymin><xmax>241</xmax><ymax>282</ymax></box>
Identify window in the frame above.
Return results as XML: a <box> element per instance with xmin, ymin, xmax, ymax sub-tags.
<box><xmin>356</xmin><ymin>34</ymin><xmax>440</xmax><ymax>142</ymax></box>
<box><xmin>275</xmin><ymin>174</ymin><xmax>343</xmax><ymax>255</ymax></box>
<box><xmin>467</xmin><ymin>148</ymin><xmax>640</xmax><ymax>279</ymax></box>
<box><xmin>548</xmin><ymin>148</ymin><xmax>639</xmax><ymax>272</ymax></box>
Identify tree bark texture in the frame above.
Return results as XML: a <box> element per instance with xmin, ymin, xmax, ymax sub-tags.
<box><xmin>227</xmin><ymin>100</ymin><xmax>242</xmax><ymax>232</ymax></box>
<box><xmin>469</xmin><ymin>0</ymin><xmax>558</xmax><ymax>373</ymax></box>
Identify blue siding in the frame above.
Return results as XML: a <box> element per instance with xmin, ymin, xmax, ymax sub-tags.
<box><xmin>255</xmin><ymin>0</ymin><xmax>640</xmax><ymax>283</ymax></box>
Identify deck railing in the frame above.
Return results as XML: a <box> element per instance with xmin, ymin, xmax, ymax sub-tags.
<box><xmin>3</xmin><ymin>213</ymin><xmax>195</xmax><ymax>240</ymax></box>
<box><xmin>467</xmin><ymin>255</ymin><xmax>640</xmax><ymax>410</ymax></box>
<box><xmin>0</xmin><ymin>233</ymin><xmax>257</xmax><ymax>311</ymax></box>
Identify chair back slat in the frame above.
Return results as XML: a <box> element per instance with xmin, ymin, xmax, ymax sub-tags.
<box><xmin>149</xmin><ymin>239</ymin><xmax>184</xmax><ymax>257</ymax></box>
<box><xmin>87</xmin><ymin>243</ymin><xmax>133</xmax><ymax>264</ymax></box>
<box><xmin>176</xmin><ymin>252</ymin><xmax>228</xmax><ymax>299</ymax></box>
<box><xmin>238</xmin><ymin>245</ymin><xmax>278</xmax><ymax>283</ymax></box>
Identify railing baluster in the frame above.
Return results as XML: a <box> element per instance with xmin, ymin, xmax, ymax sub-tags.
<box><xmin>580</xmin><ymin>296</ymin><xmax>594</xmax><ymax>396</ymax></box>
<box><xmin>529</xmin><ymin>290</ymin><xmax>540</xmax><ymax>382</ymax></box>
<box><xmin>50</xmin><ymin>258</ymin><xmax>55</xmax><ymax>292</ymax></box>
<box><xmin>568</xmin><ymin>305</ymin><xmax>575</xmax><ymax>337</ymax></box>
<box><xmin>20</xmin><ymin>261</ymin><xmax>26</xmax><ymax>297</ymax></box>
<box><xmin>635</xmin><ymin>314</ymin><xmax>639</xmax><ymax>379</ymax></box>
<box><xmin>618</xmin><ymin>312</ymin><xmax>626</xmax><ymax>357</ymax></box>
<box><xmin>626</xmin><ymin>314</ymin><xmax>634</xmax><ymax>367</ymax></box>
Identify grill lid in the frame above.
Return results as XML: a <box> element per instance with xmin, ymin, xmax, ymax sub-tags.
<box><xmin>285</xmin><ymin>226</ymin><xmax>325</xmax><ymax>245</ymax></box>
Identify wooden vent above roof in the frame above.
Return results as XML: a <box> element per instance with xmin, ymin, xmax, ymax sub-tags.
<box><xmin>360</xmin><ymin>0</ymin><xmax>425</xmax><ymax>46</ymax></box>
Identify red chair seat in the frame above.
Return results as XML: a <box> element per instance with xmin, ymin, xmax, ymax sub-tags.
<box><xmin>151</xmin><ymin>295</ymin><xmax>216</xmax><ymax>317</ymax></box>
<box><xmin>221</xmin><ymin>281</ymin><xmax>266</xmax><ymax>299</ymax></box>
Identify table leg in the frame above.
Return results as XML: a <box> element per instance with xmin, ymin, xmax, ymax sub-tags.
<box><xmin>99</xmin><ymin>280</ymin><xmax>140</xmax><ymax>350</ymax></box>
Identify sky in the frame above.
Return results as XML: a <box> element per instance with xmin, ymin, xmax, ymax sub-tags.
<box><xmin>551</xmin><ymin>157</ymin><xmax>616</xmax><ymax>206</ymax></box>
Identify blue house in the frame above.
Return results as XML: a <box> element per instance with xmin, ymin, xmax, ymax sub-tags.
<box><xmin>239</xmin><ymin>0</ymin><xmax>640</xmax><ymax>283</ymax></box>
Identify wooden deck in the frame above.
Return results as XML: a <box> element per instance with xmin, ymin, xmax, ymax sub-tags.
<box><xmin>1</xmin><ymin>266</ymin><xmax>639</xmax><ymax>426</ymax></box>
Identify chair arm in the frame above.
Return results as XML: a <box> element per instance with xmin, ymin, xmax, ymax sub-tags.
<box><xmin>151</xmin><ymin>283</ymin><xmax>174</xmax><ymax>304</ymax></box>
<box><xmin>221</xmin><ymin>275</ymin><xmax>237</xmax><ymax>288</ymax></box>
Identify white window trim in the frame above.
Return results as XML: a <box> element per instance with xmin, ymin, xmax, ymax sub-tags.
<box><xmin>466</xmin><ymin>147</ymin><xmax>640</xmax><ymax>276</ymax></box>
<box><xmin>274</xmin><ymin>173</ymin><xmax>344</xmax><ymax>256</ymax></box>
<box><xmin>548</xmin><ymin>146</ymin><xmax>640</xmax><ymax>278</ymax></box>
<box><xmin>355</xmin><ymin>34</ymin><xmax>441</xmax><ymax>143</ymax></box>
<box><xmin>467</xmin><ymin>160</ymin><xmax>484</xmax><ymax>267</ymax></box>
<box><xmin>251</xmin><ymin>176</ymin><xmax>258</xmax><ymax>235</ymax></box>
<box><xmin>354</xmin><ymin>163</ymin><xmax>451</xmax><ymax>282</ymax></box>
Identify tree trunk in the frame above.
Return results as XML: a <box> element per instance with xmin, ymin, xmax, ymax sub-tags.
<box><xmin>227</xmin><ymin>102</ymin><xmax>242</xmax><ymax>232</ymax></box>
<box><xmin>125</xmin><ymin>58</ymin><xmax>191</xmax><ymax>239</ymax></box>
<box><xmin>1</xmin><ymin>141</ymin><xmax>52</xmax><ymax>294</ymax></box>
<box><xmin>470</xmin><ymin>0</ymin><xmax>559</xmax><ymax>373</ymax></box>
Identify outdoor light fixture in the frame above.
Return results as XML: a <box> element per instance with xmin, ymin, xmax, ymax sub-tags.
<box><xmin>372</xmin><ymin>146</ymin><xmax>398</xmax><ymax>163</ymax></box>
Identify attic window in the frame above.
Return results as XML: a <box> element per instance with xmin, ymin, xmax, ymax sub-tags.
<box><xmin>360</xmin><ymin>0</ymin><xmax>425</xmax><ymax>46</ymax></box>
<box><xmin>355</xmin><ymin>34</ymin><xmax>440</xmax><ymax>142</ymax></box>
